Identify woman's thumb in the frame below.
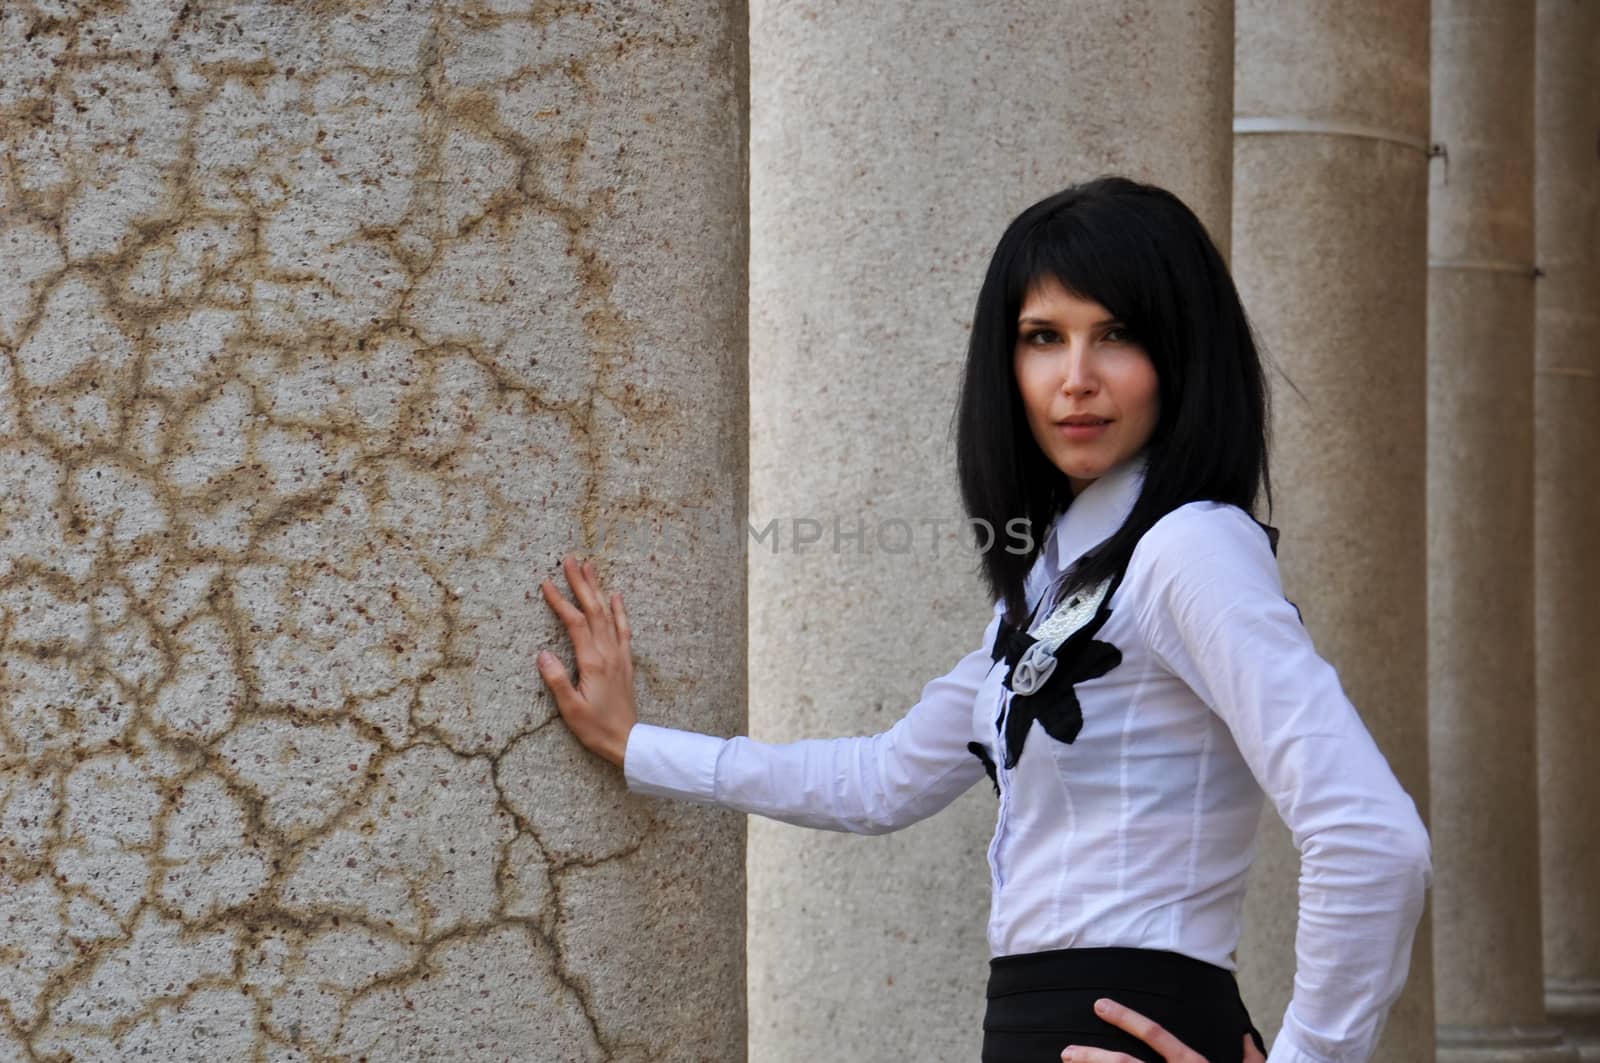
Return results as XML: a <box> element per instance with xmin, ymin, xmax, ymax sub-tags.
<box><xmin>538</xmin><ymin>651</ymin><xmax>577</xmax><ymax>701</ymax></box>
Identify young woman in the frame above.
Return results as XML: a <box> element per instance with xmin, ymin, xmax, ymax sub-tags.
<box><xmin>536</xmin><ymin>177</ymin><xmax>1432</xmax><ymax>1063</ymax></box>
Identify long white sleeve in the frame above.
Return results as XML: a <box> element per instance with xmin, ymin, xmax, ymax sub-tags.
<box><xmin>1129</xmin><ymin>502</ymin><xmax>1432</xmax><ymax>1063</ymax></box>
<box><xmin>623</xmin><ymin>606</ymin><xmax>1004</xmax><ymax>835</ymax></box>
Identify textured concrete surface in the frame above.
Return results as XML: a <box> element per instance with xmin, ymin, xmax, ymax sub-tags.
<box><xmin>1534</xmin><ymin>2</ymin><xmax>1600</xmax><ymax>1060</ymax></box>
<box><xmin>0</xmin><ymin>2</ymin><xmax>749</xmax><ymax>1060</ymax></box>
<box><xmin>1232</xmin><ymin>2</ymin><xmax>1436</xmax><ymax>1059</ymax></box>
<box><xmin>1426</xmin><ymin>4</ymin><xmax>1572</xmax><ymax>1061</ymax></box>
<box><xmin>747</xmin><ymin>3</ymin><xmax>1234</xmax><ymax>1060</ymax></box>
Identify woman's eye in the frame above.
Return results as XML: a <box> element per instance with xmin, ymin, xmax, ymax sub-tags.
<box><xmin>1103</xmin><ymin>327</ymin><xmax>1128</xmax><ymax>343</ymax></box>
<box><xmin>1024</xmin><ymin>329</ymin><xmax>1058</xmax><ymax>345</ymax></box>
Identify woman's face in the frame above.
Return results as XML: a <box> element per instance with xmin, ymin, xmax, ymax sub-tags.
<box><xmin>1013</xmin><ymin>275</ymin><xmax>1161</xmax><ymax>496</ymax></box>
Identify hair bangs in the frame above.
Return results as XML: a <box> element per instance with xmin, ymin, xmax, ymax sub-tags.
<box><xmin>1007</xmin><ymin>208</ymin><xmax>1175</xmax><ymax>374</ymax></box>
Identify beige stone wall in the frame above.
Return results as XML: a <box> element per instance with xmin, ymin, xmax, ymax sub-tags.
<box><xmin>1426</xmin><ymin>3</ymin><xmax>1572</xmax><ymax>1060</ymax></box>
<box><xmin>746</xmin><ymin>3</ymin><xmax>1234</xmax><ymax>1059</ymax></box>
<box><xmin>1231</xmin><ymin>2</ymin><xmax>1436</xmax><ymax>1059</ymax></box>
<box><xmin>1535</xmin><ymin>1</ymin><xmax>1600</xmax><ymax>1058</ymax></box>
<box><xmin>0</xmin><ymin>3</ymin><xmax>748</xmax><ymax>1060</ymax></box>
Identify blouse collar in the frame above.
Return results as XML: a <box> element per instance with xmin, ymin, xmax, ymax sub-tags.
<box><xmin>1042</xmin><ymin>451</ymin><xmax>1150</xmax><ymax>581</ymax></box>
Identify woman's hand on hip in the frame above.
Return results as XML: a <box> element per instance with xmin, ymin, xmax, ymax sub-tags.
<box><xmin>536</xmin><ymin>555</ymin><xmax>638</xmax><ymax>769</ymax></box>
<box><xmin>1061</xmin><ymin>997</ymin><xmax>1267</xmax><ymax>1063</ymax></box>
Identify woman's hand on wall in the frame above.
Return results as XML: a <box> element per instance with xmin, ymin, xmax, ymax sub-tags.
<box><xmin>1061</xmin><ymin>998</ymin><xmax>1267</xmax><ymax>1063</ymax></box>
<box><xmin>537</xmin><ymin>556</ymin><xmax>638</xmax><ymax>769</ymax></box>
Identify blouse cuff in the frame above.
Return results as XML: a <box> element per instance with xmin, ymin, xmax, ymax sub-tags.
<box><xmin>622</xmin><ymin>722</ymin><xmax>725</xmax><ymax>805</ymax></box>
<box><xmin>1265</xmin><ymin>1014</ymin><xmax>1344</xmax><ymax>1063</ymax></box>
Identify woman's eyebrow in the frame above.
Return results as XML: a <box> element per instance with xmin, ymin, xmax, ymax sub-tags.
<box><xmin>1017</xmin><ymin>315</ymin><xmax>1121</xmax><ymax>327</ymax></box>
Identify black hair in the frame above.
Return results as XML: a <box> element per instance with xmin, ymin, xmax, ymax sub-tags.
<box><xmin>953</xmin><ymin>175</ymin><xmax>1271</xmax><ymax>625</ymax></box>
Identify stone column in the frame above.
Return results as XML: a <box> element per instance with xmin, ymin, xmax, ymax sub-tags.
<box><xmin>0</xmin><ymin>3</ymin><xmax>748</xmax><ymax>1060</ymax></box>
<box><xmin>1427</xmin><ymin>2</ymin><xmax>1574</xmax><ymax>1061</ymax></box>
<box><xmin>1534</xmin><ymin>1</ymin><xmax>1600</xmax><ymax>1059</ymax></box>
<box><xmin>1231</xmin><ymin>3</ymin><xmax>1436</xmax><ymax>1059</ymax></box>
<box><xmin>747</xmin><ymin>3</ymin><xmax>1233</xmax><ymax>1060</ymax></box>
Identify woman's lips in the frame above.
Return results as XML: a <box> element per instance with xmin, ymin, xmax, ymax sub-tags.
<box><xmin>1056</xmin><ymin>419</ymin><xmax>1111</xmax><ymax>439</ymax></box>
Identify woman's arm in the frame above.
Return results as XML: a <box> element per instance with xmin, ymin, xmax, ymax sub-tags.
<box><xmin>624</xmin><ymin>607</ymin><xmax>999</xmax><ymax>834</ymax></box>
<box><xmin>539</xmin><ymin>554</ymin><xmax>1002</xmax><ymax>835</ymax></box>
<box><xmin>1129</xmin><ymin>504</ymin><xmax>1432</xmax><ymax>1063</ymax></box>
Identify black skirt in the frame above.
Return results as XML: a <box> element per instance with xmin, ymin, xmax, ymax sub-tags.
<box><xmin>983</xmin><ymin>947</ymin><xmax>1267</xmax><ymax>1063</ymax></box>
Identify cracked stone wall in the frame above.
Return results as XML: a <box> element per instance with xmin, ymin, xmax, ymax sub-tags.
<box><xmin>0</xmin><ymin>2</ymin><xmax>749</xmax><ymax>1060</ymax></box>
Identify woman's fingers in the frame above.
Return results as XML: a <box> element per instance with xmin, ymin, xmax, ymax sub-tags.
<box><xmin>541</xmin><ymin>573</ymin><xmax>586</xmax><ymax>630</ymax></box>
<box><xmin>543</xmin><ymin>556</ymin><xmax>623</xmax><ymax>644</ymax></box>
<box><xmin>1243</xmin><ymin>1032</ymin><xmax>1267</xmax><ymax>1063</ymax></box>
<box><xmin>568</xmin><ymin>556</ymin><xmax>613</xmax><ymax>632</ymax></box>
<box><xmin>1092</xmin><ymin>998</ymin><xmax>1199</xmax><ymax>1060</ymax></box>
<box><xmin>613</xmin><ymin>591</ymin><xmax>631</xmax><ymax>648</ymax></box>
<box><xmin>541</xmin><ymin>574</ymin><xmax>598</xmax><ymax>671</ymax></box>
<box><xmin>537</xmin><ymin>647</ymin><xmax>583</xmax><ymax>712</ymax></box>
<box><xmin>544</xmin><ymin>557</ymin><xmax>621</xmax><ymax>662</ymax></box>
<box><xmin>1056</xmin><ymin>1043</ymin><xmax>1145</xmax><ymax>1056</ymax></box>
<box><xmin>1059</xmin><ymin>1048</ymin><xmax>1139</xmax><ymax>1062</ymax></box>
<box><xmin>1061</xmin><ymin>998</ymin><xmax>1207</xmax><ymax>1063</ymax></box>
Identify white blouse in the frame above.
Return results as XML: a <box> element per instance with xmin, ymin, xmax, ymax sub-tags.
<box><xmin>622</xmin><ymin>453</ymin><xmax>1431</xmax><ymax>1063</ymax></box>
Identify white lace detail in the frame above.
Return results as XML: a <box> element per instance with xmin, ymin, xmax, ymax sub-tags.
<box><xmin>1034</xmin><ymin>577</ymin><xmax>1113</xmax><ymax>641</ymax></box>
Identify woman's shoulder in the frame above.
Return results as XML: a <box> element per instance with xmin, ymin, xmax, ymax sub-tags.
<box><xmin>1115</xmin><ymin>502</ymin><xmax>1290</xmax><ymax>641</ymax></box>
<box><xmin>1125</xmin><ymin>501</ymin><xmax>1279</xmax><ymax>588</ymax></box>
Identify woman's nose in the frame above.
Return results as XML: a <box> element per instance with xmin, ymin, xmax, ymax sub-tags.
<box><xmin>1059</xmin><ymin>345</ymin><xmax>1098</xmax><ymax>396</ymax></box>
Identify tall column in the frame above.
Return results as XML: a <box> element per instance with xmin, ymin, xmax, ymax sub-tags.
<box><xmin>0</xmin><ymin>3</ymin><xmax>749</xmax><ymax>1060</ymax></box>
<box><xmin>747</xmin><ymin>3</ymin><xmax>1233</xmax><ymax>1060</ymax></box>
<box><xmin>1534</xmin><ymin>1</ymin><xmax>1600</xmax><ymax>1059</ymax></box>
<box><xmin>1231</xmin><ymin>3</ymin><xmax>1436</xmax><ymax>1059</ymax></box>
<box><xmin>1427</xmin><ymin>2</ymin><xmax>1574</xmax><ymax>1061</ymax></box>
